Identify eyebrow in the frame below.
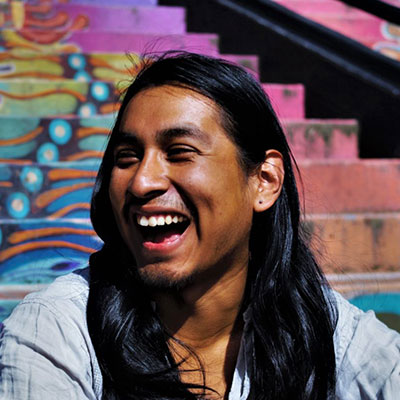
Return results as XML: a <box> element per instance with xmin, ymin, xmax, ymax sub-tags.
<box><xmin>116</xmin><ymin>126</ymin><xmax>212</xmax><ymax>147</ymax></box>
<box><xmin>156</xmin><ymin>126</ymin><xmax>211</xmax><ymax>147</ymax></box>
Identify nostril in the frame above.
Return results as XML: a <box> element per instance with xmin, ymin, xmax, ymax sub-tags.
<box><xmin>128</xmin><ymin>160</ymin><xmax>169</xmax><ymax>199</ymax></box>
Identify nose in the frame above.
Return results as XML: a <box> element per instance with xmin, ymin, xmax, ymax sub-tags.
<box><xmin>127</xmin><ymin>151</ymin><xmax>170</xmax><ymax>199</ymax></box>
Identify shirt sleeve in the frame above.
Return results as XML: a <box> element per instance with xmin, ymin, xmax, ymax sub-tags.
<box><xmin>334</xmin><ymin>292</ymin><xmax>400</xmax><ymax>400</ymax></box>
<box><xmin>0</xmin><ymin>298</ymin><xmax>98</xmax><ymax>400</ymax></box>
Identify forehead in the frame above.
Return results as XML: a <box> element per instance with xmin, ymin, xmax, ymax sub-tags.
<box><xmin>118</xmin><ymin>85</ymin><xmax>227</xmax><ymax>139</ymax></box>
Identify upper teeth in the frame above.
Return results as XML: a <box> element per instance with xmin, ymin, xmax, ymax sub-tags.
<box><xmin>137</xmin><ymin>214</ymin><xmax>186</xmax><ymax>227</ymax></box>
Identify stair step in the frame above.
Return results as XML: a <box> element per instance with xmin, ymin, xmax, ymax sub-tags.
<box><xmin>0</xmin><ymin>116</ymin><xmax>356</xmax><ymax>163</ymax></box>
<box><xmin>3</xmin><ymin>3</ymin><xmax>185</xmax><ymax>34</ymax></box>
<box><xmin>5</xmin><ymin>156</ymin><xmax>395</xmax><ymax>223</ymax></box>
<box><xmin>1</xmin><ymin>213</ymin><xmax>399</xmax><ymax>283</ymax></box>
<box><xmin>283</xmin><ymin>119</ymin><xmax>358</xmax><ymax>159</ymax></box>
<box><xmin>0</xmin><ymin>80</ymin><xmax>120</xmax><ymax>117</ymax></box>
<box><xmin>262</xmin><ymin>83</ymin><xmax>304</xmax><ymax>118</ymax></box>
<box><xmin>328</xmin><ymin>272</ymin><xmax>400</xmax><ymax>298</ymax></box>
<box><xmin>0</xmin><ymin>52</ymin><xmax>259</xmax><ymax>81</ymax></box>
<box><xmin>272</xmin><ymin>0</ymin><xmax>400</xmax><ymax>60</ymax></box>
<box><xmin>300</xmin><ymin>159</ymin><xmax>400</xmax><ymax>213</ymax></box>
<box><xmin>49</xmin><ymin>0</ymin><xmax>158</xmax><ymax>4</ymax></box>
<box><xmin>2</xmin><ymin>271</ymin><xmax>400</xmax><ymax>322</ymax></box>
<box><xmin>274</xmin><ymin>0</ymin><xmax>378</xmax><ymax>16</ymax></box>
<box><xmin>54</xmin><ymin>0</ymin><xmax>158</xmax><ymax>4</ymax></box>
<box><xmin>0</xmin><ymin>80</ymin><xmax>306</xmax><ymax>118</ymax></box>
<box><xmin>0</xmin><ymin>162</ymin><xmax>99</xmax><ymax>219</ymax></box>
<box><xmin>0</xmin><ymin>30</ymin><xmax>219</xmax><ymax>55</ymax></box>
<box><xmin>307</xmin><ymin>213</ymin><xmax>400</xmax><ymax>275</ymax></box>
<box><xmin>303</xmin><ymin>14</ymin><xmax>396</xmax><ymax>43</ymax></box>
<box><xmin>0</xmin><ymin>116</ymin><xmax>113</xmax><ymax>162</ymax></box>
<box><xmin>0</xmin><ymin>218</ymin><xmax>101</xmax><ymax>285</ymax></box>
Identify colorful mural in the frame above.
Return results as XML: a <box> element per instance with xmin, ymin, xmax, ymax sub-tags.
<box><xmin>0</xmin><ymin>2</ymin><xmax>185</xmax><ymax>34</ymax></box>
<box><xmin>0</xmin><ymin>52</ymin><xmax>147</xmax><ymax>81</ymax></box>
<box><xmin>0</xmin><ymin>30</ymin><xmax>219</xmax><ymax>55</ymax></box>
<box><xmin>0</xmin><ymin>80</ymin><xmax>121</xmax><ymax>116</ymax></box>
<box><xmin>0</xmin><ymin>219</ymin><xmax>101</xmax><ymax>285</ymax></box>
<box><xmin>0</xmin><ymin>162</ymin><xmax>99</xmax><ymax>219</ymax></box>
<box><xmin>0</xmin><ymin>52</ymin><xmax>259</xmax><ymax>82</ymax></box>
<box><xmin>0</xmin><ymin>116</ymin><xmax>113</xmax><ymax>161</ymax></box>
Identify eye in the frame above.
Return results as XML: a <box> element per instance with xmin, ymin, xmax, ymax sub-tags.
<box><xmin>167</xmin><ymin>145</ymin><xmax>198</xmax><ymax>161</ymax></box>
<box><xmin>114</xmin><ymin>148</ymin><xmax>140</xmax><ymax>167</ymax></box>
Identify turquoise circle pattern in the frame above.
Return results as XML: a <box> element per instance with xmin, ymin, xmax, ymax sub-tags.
<box><xmin>6</xmin><ymin>192</ymin><xmax>30</xmax><ymax>219</ymax></box>
<box><xmin>20</xmin><ymin>166</ymin><xmax>44</xmax><ymax>192</ymax></box>
<box><xmin>91</xmin><ymin>82</ymin><xmax>110</xmax><ymax>101</ymax></box>
<box><xmin>74</xmin><ymin>71</ymin><xmax>91</xmax><ymax>82</ymax></box>
<box><xmin>68</xmin><ymin>54</ymin><xmax>86</xmax><ymax>70</ymax></box>
<box><xmin>37</xmin><ymin>142</ymin><xmax>59</xmax><ymax>162</ymax></box>
<box><xmin>78</xmin><ymin>103</ymin><xmax>97</xmax><ymax>118</ymax></box>
<box><xmin>49</xmin><ymin>119</ymin><xmax>72</xmax><ymax>145</ymax></box>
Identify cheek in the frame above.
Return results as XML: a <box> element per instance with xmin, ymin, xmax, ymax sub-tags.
<box><xmin>108</xmin><ymin>170</ymin><xmax>126</xmax><ymax>213</ymax></box>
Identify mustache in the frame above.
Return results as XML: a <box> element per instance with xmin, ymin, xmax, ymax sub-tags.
<box><xmin>122</xmin><ymin>194</ymin><xmax>191</xmax><ymax>220</ymax></box>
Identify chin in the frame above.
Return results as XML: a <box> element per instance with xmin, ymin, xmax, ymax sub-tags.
<box><xmin>136</xmin><ymin>265</ymin><xmax>196</xmax><ymax>292</ymax></box>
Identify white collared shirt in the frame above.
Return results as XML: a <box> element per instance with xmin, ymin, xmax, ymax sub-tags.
<box><xmin>0</xmin><ymin>268</ymin><xmax>399</xmax><ymax>399</ymax></box>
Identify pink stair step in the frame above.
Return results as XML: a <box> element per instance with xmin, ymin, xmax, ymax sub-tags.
<box><xmin>271</xmin><ymin>0</ymin><xmax>400</xmax><ymax>58</ymax></box>
<box><xmin>6</xmin><ymin>4</ymin><xmax>186</xmax><ymax>34</ymax></box>
<box><xmin>304</xmin><ymin>14</ymin><xmax>395</xmax><ymax>42</ymax></box>
<box><xmin>61</xmin><ymin>0</ymin><xmax>157</xmax><ymax>4</ymax></box>
<box><xmin>274</xmin><ymin>0</ymin><xmax>376</xmax><ymax>17</ymax></box>
<box><xmin>306</xmin><ymin>213</ymin><xmax>400</xmax><ymax>275</ymax></box>
<box><xmin>23</xmin><ymin>0</ymin><xmax>157</xmax><ymax>5</ymax></box>
<box><xmin>282</xmin><ymin>119</ymin><xmax>359</xmax><ymax>159</ymax></box>
<box><xmin>0</xmin><ymin>30</ymin><xmax>220</xmax><ymax>55</ymax></box>
<box><xmin>262</xmin><ymin>83</ymin><xmax>305</xmax><ymax>118</ymax></box>
<box><xmin>299</xmin><ymin>159</ymin><xmax>400</xmax><ymax>214</ymax></box>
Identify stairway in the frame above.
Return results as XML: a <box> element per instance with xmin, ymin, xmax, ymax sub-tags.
<box><xmin>273</xmin><ymin>0</ymin><xmax>400</xmax><ymax>62</ymax></box>
<box><xmin>0</xmin><ymin>0</ymin><xmax>399</xmax><ymax>329</ymax></box>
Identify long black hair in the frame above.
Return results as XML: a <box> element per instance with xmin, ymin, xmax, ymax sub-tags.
<box><xmin>87</xmin><ymin>52</ymin><xmax>337</xmax><ymax>399</ymax></box>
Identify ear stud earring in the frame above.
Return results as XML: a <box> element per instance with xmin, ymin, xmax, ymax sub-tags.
<box><xmin>258</xmin><ymin>200</ymin><xmax>263</xmax><ymax>204</ymax></box>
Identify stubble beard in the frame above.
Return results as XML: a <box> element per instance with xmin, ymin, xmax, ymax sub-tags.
<box><xmin>136</xmin><ymin>263</ymin><xmax>197</xmax><ymax>293</ymax></box>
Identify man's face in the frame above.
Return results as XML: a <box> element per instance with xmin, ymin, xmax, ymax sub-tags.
<box><xmin>108</xmin><ymin>85</ymin><xmax>258</xmax><ymax>289</ymax></box>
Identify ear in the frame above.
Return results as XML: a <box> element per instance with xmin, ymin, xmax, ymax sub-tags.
<box><xmin>253</xmin><ymin>150</ymin><xmax>284</xmax><ymax>213</ymax></box>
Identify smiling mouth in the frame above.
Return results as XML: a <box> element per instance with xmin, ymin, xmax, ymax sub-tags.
<box><xmin>135</xmin><ymin>213</ymin><xmax>190</xmax><ymax>245</ymax></box>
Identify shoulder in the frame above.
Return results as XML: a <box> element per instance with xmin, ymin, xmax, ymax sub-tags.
<box><xmin>5</xmin><ymin>267</ymin><xmax>91</xmax><ymax>336</ymax></box>
<box><xmin>0</xmin><ymin>267</ymin><xmax>102</xmax><ymax>399</ymax></box>
<box><xmin>17</xmin><ymin>266</ymin><xmax>90</xmax><ymax>317</ymax></box>
<box><xmin>332</xmin><ymin>291</ymin><xmax>400</xmax><ymax>399</ymax></box>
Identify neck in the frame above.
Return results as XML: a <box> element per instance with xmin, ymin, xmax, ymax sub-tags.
<box><xmin>154</xmin><ymin>261</ymin><xmax>248</xmax><ymax>348</ymax></box>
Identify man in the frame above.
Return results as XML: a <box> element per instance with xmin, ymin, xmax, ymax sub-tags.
<box><xmin>1</xmin><ymin>52</ymin><xmax>399</xmax><ymax>399</ymax></box>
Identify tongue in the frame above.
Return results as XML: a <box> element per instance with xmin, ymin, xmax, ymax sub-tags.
<box><xmin>144</xmin><ymin>226</ymin><xmax>183</xmax><ymax>244</ymax></box>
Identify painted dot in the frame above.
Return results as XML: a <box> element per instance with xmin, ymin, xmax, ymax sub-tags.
<box><xmin>78</xmin><ymin>103</ymin><xmax>97</xmax><ymax>118</ymax></box>
<box><xmin>74</xmin><ymin>70</ymin><xmax>91</xmax><ymax>82</ymax></box>
<box><xmin>49</xmin><ymin>119</ymin><xmax>72</xmax><ymax>145</ymax></box>
<box><xmin>91</xmin><ymin>82</ymin><xmax>110</xmax><ymax>101</ymax></box>
<box><xmin>37</xmin><ymin>142</ymin><xmax>59</xmax><ymax>163</ymax></box>
<box><xmin>6</xmin><ymin>192</ymin><xmax>30</xmax><ymax>219</ymax></box>
<box><xmin>20</xmin><ymin>166</ymin><xmax>44</xmax><ymax>193</ymax></box>
<box><xmin>68</xmin><ymin>54</ymin><xmax>86</xmax><ymax>70</ymax></box>
<box><xmin>0</xmin><ymin>164</ymin><xmax>12</xmax><ymax>180</ymax></box>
